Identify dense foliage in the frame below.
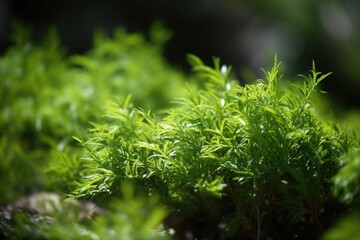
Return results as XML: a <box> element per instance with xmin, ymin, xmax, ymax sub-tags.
<box><xmin>1</xmin><ymin>24</ymin><xmax>359</xmax><ymax>239</ymax></box>
<box><xmin>69</xmin><ymin>55</ymin><xmax>358</xmax><ymax>238</ymax></box>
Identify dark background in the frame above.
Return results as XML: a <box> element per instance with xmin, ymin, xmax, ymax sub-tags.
<box><xmin>1</xmin><ymin>0</ymin><xmax>359</xmax><ymax>110</ymax></box>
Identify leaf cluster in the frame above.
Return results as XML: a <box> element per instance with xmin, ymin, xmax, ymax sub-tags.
<box><xmin>72</xmin><ymin>55</ymin><xmax>357</xmax><ymax>238</ymax></box>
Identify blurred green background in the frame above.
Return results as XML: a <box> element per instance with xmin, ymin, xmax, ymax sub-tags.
<box><xmin>0</xmin><ymin>0</ymin><xmax>359</xmax><ymax>109</ymax></box>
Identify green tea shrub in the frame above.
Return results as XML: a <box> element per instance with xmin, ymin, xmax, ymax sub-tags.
<box><xmin>71</xmin><ymin>55</ymin><xmax>357</xmax><ymax>238</ymax></box>
<box><xmin>0</xmin><ymin>23</ymin><xmax>192</xmax><ymax>202</ymax></box>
